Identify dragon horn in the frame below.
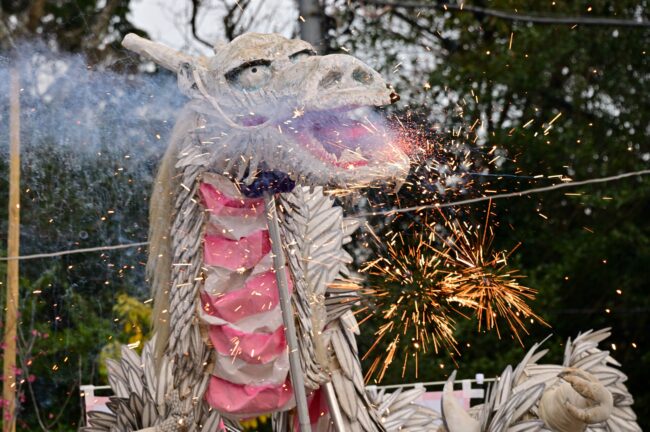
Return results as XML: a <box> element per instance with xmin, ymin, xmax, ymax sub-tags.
<box><xmin>122</xmin><ymin>33</ymin><xmax>194</xmax><ymax>73</ymax></box>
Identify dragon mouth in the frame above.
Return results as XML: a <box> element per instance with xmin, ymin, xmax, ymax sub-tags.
<box><xmin>290</xmin><ymin>106</ymin><xmax>394</xmax><ymax>170</ymax></box>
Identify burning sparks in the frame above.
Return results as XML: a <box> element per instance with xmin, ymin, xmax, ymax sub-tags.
<box><xmin>438</xmin><ymin>202</ymin><xmax>548</xmax><ymax>343</ymax></box>
<box><xmin>292</xmin><ymin>107</ymin><xmax>304</xmax><ymax>118</ymax></box>
<box><xmin>371</xmin><ymin>114</ymin><xmax>497</xmax><ymax>215</ymax></box>
<box><xmin>361</xmin><ymin>223</ymin><xmax>459</xmax><ymax>382</ymax></box>
<box><xmin>360</xmin><ymin>201</ymin><xmax>546</xmax><ymax>383</ymax></box>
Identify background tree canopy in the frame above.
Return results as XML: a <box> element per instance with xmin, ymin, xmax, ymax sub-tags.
<box><xmin>0</xmin><ymin>1</ymin><xmax>648</xmax><ymax>430</ymax></box>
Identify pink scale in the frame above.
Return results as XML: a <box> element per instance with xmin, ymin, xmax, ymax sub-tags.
<box><xmin>199</xmin><ymin>180</ymin><xmax>296</xmax><ymax>416</ymax></box>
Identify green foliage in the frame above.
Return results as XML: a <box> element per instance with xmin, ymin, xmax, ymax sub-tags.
<box><xmin>11</xmin><ymin>262</ymin><xmax>116</xmax><ymax>430</ymax></box>
<box><xmin>241</xmin><ymin>414</ymin><xmax>272</xmax><ymax>432</ymax></box>
<box><xmin>340</xmin><ymin>0</ymin><xmax>650</xmax><ymax>428</ymax></box>
<box><xmin>98</xmin><ymin>293</ymin><xmax>152</xmax><ymax>379</ymax></box>
<box><xmin>111</xmin><ymin>293</ymin><xmax>153</xmax><ymax>350</ymax></box>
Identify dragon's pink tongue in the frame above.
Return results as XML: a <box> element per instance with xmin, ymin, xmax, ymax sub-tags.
<box><xmin>314</xmin><ymin>123</ymin><xmax>371</xmax><ymax>155</ymax></box>
<box><xmin>341</xmin><ymin>124</ymin><xmax>371</xmax><ymax>142</ymax></box>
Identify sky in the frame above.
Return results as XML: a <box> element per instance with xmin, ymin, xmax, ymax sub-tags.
<box><xmin>129</xmin><ymin>0</ymin><xmax>299</xmax><ymax>55</ymax></box>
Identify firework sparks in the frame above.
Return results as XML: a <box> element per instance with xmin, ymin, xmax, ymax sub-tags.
<box><xmin>360</xmin><ymin>201</ymin><xmax>546</xmax><ymax>382</ymax></box>
<box><xmin>394</xmin><ymin>125</ymin><xmax>478</xmax><ymax>205</ymax></box>
<box><xmin>360</xmin><ymin>219</ymin><xmax>460</xmax><ymax>383</ymax></box>
<box><xmin>439</xmin><ymin>202</ymin><xmax>548</xmax><ymax>344</ymax></box>
<box><xmin>353</xmin><ymin>112</ymin><xmax>547</xmax><ymax>382</ymax></box>
<box><xmin>362</xmin><ymin>116</ymin><xmax>500</xmax><ymax>220</ymax></box>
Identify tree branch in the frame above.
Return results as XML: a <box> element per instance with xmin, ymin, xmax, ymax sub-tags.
<box><xmin>82</xmin><ymin>0</ymin><xmax>122</xmax><ymax>50</ymax></box>
<box><xmin>223</xmin><ymin>0</ymin><xmax>251</xmax><ymax>41</ymax></box>
<box><xmin>362</xmin><ymin>1</ymin><xmax>650</xmax><ymax>28</ymax></box>
<box><xmin>190</xmin><ymin>0</ymin><xmax>213</xmax><ymax>48</ymax></box>
<box><xmin>390</xmin><ymin>9</ymin><xmax>456</xmax><ymax>52</ymax></box>
<box><xmin>0</xmin><ymin>12</ymin><xmax>17</xmax><ymax>50</ymax></box>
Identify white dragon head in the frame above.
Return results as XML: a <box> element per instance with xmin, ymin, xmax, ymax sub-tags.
<box><xmin>123</xmin><ymin>32</ymin><xmax>409</xmax><ymax>189</ymax></box>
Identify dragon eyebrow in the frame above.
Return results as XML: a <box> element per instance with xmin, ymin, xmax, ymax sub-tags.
<box><xmin>289</xmin><ymin>48</ymin><xmax>317</xmax><ymax>59</ymax></box>
<box><xmin>224</xmin><ymin>59</ymin><xmax>272</xmax><ymax>81</ymax></box>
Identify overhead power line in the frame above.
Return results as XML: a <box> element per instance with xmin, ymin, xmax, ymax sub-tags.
<box><xmin>1</xmin><ymin>170</ymin><xmax>649</xmax><ymax>261</ymax></box>
<box><xmin>0</xmin><ymin>242</ymin><xmax>149</xmax><ymax>262</ymax></box>
<box><xmin>358</xmin><ymin>169</ymin><xmax>650</xmax><ymax>217</ymax></box>
<box><xmin>362</xmin><ymin>1</ymin><xmax>650</xmax><ymax>28</ymax></box>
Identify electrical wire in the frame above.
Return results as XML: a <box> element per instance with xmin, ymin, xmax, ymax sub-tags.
<box><xmin>2</xmin><ymin>169</ymin><xmax>648</xmax><ymax>261</ymax></box>
<box><xmin>357</xmin><ymin>169</ymin><xmax>650</xmax><ymax>217</ymax></box>
<box><xmin>0</xmin><ymin>242</ymin><xmax>149</xmax><ymax>261</ymax></box>
<box><xmin>362</xmin><ymin>1</ymin><xmax>650</xmax><ymax>28</ymax></box>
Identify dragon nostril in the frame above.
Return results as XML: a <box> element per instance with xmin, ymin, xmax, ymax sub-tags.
<box><xmin>319</xmin><ymin>70</ymin><xmax>343</xmax><ymax>89</ymax></box>
<box><xmin>386</xmin><ymin>83</ymin><xmax>400</xmax><ymax>103</ymax></box>
<box><xmin>352</xmin><ymin>67</ymin><xmax>373</xmax><ymax>84</ymax></box>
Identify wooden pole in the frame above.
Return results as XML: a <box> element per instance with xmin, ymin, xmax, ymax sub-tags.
<box><xmin>3</xmin><ymin>67</ymin><xmax>21</xmax><ymax>432</ymax></box>
<box><xmin>264</xmin><ymin>192</ymin><xmax>312</xmax><ymax>432</ymax></box>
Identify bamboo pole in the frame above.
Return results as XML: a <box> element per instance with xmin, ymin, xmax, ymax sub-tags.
<box><xmin>324</xmin><ymin>381</ymin><xmax>347</xmax><ymax>432</ymax></box>
<box><xmin>264</xmin><ymin>192</ymin><xmax>312</xmax><ymax>432</ymax></box>
<box><xmin>2</xmin><ymin>67</ymin><xmax>21</xmax><ymax>432</ymax></box>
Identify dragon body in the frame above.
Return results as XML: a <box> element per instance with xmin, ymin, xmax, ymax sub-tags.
<box><xmin>84</xmin><ymin>33</ymin><xmax>639</xmax><ymax>432</ymax></box>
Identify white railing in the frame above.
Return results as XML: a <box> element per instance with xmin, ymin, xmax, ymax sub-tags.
<box><xmin>81</xmin><ymin>373</ymin><xmax>493</xmax><ymax>425</ymax></box>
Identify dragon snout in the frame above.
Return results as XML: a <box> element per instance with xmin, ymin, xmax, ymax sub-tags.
<box><xmin>316</xmin><ymin>58</ymin><xmax>377</xmax><ymax>89</ymax></box>
<box><xmin>307</xmin><ymin>54</ymin><xmax>393</xmax><ymax>105</ymax></box>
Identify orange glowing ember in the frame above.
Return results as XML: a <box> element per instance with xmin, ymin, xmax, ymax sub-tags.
<box><xmin>359</xmin><ymin>200</ymin><xmax>546</xmax><ymax>383</ymax></box>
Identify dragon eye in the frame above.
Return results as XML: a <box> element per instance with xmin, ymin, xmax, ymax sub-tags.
<box><xmin>225</xmin><ymin>60</ymin><xmax>272</xmax><ymax>91</ymax></box>
<box><xmin>289</xmin><ymin>49</ymin><xmax>316</xmax><ymax>63</ymax></box>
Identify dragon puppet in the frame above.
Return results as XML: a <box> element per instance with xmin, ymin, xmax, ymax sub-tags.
<box><xmin>84</xmin><ymin>33</ymin><xmax>640</xmax><ymax>432</ymax></box>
